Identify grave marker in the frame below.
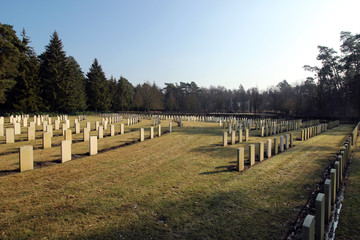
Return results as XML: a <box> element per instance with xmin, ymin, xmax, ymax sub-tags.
<box><xmin>223</xmin><ymin>132</ymin><xmax>228</xmax><ymax>147</ymax></box>
<box><xmin>19</xmin><ymin>145</ymin><xmax>33</xmax><ymax>172</ymax></box>
<box><xmin>237</xmin><ymin>147</ymin><xmax>244</xmax><ymax>171</ymax></box>
<box><xmin>61</xmin><ymin>140</ymin><xmax>72</xmax><ymax>163</ymax></box>
<box><xmin>249</xmin><ymin>144</ymin><xmax>255</xmax><ymax>166</ymax></box>
<box><xmin>43</xmin><ymin>132</ymin><xmax>51</xmax><ymax>149</ymax></box>
<box><xmin>27</xmin><ymin>126</ymin><xmax>35</xmax><ymax>141</ymax></box>
<box><xmin>266</xmin><ymin>139</ymin><xmax>272</xmax><ymax>158</ymax></box>
<box><xmin>89</xmin><ymin>136</ymin><xmax>98</xmax><ymax>155</ymax></box>
<box><xmin>315</xmin><ymin>193</ymin><xmax>325</xmax><ymax>240</ymax></box>
<box><xmin>5</xmin><ymin>128</ymin><xmax>15</xmax><ymax>144</ymax></box>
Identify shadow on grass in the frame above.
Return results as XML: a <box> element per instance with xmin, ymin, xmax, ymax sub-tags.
<box><xmin>64</xmin><ymin>182</ymin><xmax>295</xmax><ymax>240</ymax></box>
<box><xmin>0</xmin><ymin>169</ymin><xmax>19</xmax><ymax>176</ymax></box>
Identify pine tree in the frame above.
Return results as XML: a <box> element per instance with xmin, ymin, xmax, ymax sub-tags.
<box><xmin>109</xmin><ymin>76</ymin><xmax>120</xmax><ymax>111</ymax></box>
<box><xmin>10</xmin><ymin>29</ymin><xmax>43</xmax><ymax>112</ymax></box>
<box><xmin>38</xmin><ymin>31</ymin><xmax>69</xmax><ymax>112</ymax></box>
<box><xmin>66</xmin><ymin>56</ymin><xmax>87</xmax><ymax>112</ymax></box>
<box><xmin>86</xmin><ymin>58</ymin><xmax>111</xmax><ymax>112</ymax></box>
<box><xmin>118</xmin><ymin>76</ymin><xmax>134</xmax><ymax>111</ymax></box>
<box><xmin>0</xmin><ymin>23</ymin><xmax>23</xmax><ymax>105</ymax></box>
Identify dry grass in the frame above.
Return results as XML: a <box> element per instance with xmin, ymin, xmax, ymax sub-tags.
<box><xmin>0</xmin><ymin>119</ymin><xmax>354</xmax><ymax>239</ymax></box>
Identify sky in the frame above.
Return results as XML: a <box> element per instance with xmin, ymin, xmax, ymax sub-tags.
<box><xmin>1</xmin><ymin>0</ymin><xmax>360</xmax><ymax>91</ymax></box>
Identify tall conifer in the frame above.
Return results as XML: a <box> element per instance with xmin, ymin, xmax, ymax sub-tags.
<box><xmin>86</xmin><ymin>58</ymin><xmax>110</xmax><ymax>112</ymax></box>
<box><xmin>38</xmin><ymin>31</ymin><xmax>68</xmax><ymax>112</ymax></box>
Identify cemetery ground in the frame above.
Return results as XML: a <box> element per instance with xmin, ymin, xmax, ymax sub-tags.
<box><xmin>0</xmin><ymin>117</ymin><xmax>355</xmax><ymax>239</ymax></box>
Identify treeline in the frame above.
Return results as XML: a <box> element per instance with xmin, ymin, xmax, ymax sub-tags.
<box><xmin>1</xmin><ymin>22</ymin><xmax>359</xmax><ymax>117</ymax></box>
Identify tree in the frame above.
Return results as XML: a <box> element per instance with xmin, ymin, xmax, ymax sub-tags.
<box><xmin>0</xmin><ymin>23</ymin><xmax>23</xmax><ymax>104</ymax></box>
<box><xmin>118</xmin><ymin>76</ymin><xmax>134</xmax><ymax>111</ymax></box>
<box><xmin>66</xmin><ymin>56</ymin><xmax>87</xmax><ymax>111</ymax></box>
<box><xmin>9</xmin><ymin>29</ymin><xmax>43</xmax><ymax>112</ymax></box>
<box><xmin>86</xmin><ymin>58</ymin><xmax>110</xmax><ymax>112</ymax></box>
<box><xmin>38</xmin><ymin>31</ymin><xmax>69</xmax><ymax>112</ymax></box>
<box><xmin>133</xmin><ymin>85</ymin><xmax>144</xmax><ymax>110</ymax></box>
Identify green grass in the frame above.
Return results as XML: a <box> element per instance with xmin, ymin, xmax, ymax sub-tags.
<box><xmin>335</xmin><ymin>140</ymin><xmax>360</xmax><ymax>240</ymax></box>
<box><xmin>0</xmin><ymin>120</ymin><xmax>354</xmax><ymax>239</ymax></box>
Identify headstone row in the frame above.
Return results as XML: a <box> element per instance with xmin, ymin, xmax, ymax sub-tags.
<box><xmin>236</xmin><ymin>134</ymin><xmax>294</xmax><ymax>171</ymax></box>
<box><xmin>302</xmin><ymin>132</ymin><xmax>353</xmax><ymax>239</ymax></box>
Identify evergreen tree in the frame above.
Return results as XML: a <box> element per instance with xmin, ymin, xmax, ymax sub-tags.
<box><xmin>109</xmin><ymin>76</ymin><xmax>119</xmax><ymax>111</ymax></box>
<box><xmin>65</xmin><ymin>56</ymin><xmax>87</xmax><ymax>112</ymax></box>
<box><xmin>38</xmin><ymin>31</ymin><xmax>69</xmax><ymax>112</ymax></box>
<box><xmin>86</xmin><ymin>58</ymin><xmax>110</xmax><ymax>112</ymax></box>
<box><xmin>118</xmin><ymin>76</ymin><xmax>134</xmax><ymax>111</ymax></box>
<box><xmin>0</xmin><ymin>23</ymin><xmax>23</xmax><ymax>104</ymax></box>
<box><xmin>10</xmin><ymin>29</ymin><xmax>43</xmax><ymax>112</ymax></box>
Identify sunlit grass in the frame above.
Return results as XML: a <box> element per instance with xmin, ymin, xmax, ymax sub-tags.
<box><xmin>0</xmin><ymin>120</ymin><xmax>353</xmax><ymax>239</ymax></box>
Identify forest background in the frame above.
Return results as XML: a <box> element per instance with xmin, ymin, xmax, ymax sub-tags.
<box><xmin>1</xmin><ymin>23</ymin><xmax>360</xmax><ymax>118</ymax></box>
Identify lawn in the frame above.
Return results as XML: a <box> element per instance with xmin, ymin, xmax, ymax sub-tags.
<box><xmin>0</xmin><ymin>119</ymin><xmax>353</xmax><ymax>239</ymax></box>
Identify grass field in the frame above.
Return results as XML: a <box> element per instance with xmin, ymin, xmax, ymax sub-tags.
<box><xmin>0</xmin><ymin>118</ymin><xmax>354</xmax><ymax>239</ymax></box>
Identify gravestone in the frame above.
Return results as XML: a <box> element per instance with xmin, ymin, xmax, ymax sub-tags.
<box><xmin>158</xmin><ymin>125</ymin><xmax>161</xmax><ymax>137</ymax></box>
<box><xmin>245</xmin><ymin>129</ymin><xmax>249</xmax><ymax>141</ymax></box>
<box><xmin>23</xmin><ymin>117</ymin><xmax>27</xmax><ymax>127</ymax></box>
<box><xmin>83</xmin><ymin>128</ymin><xmax>90</xmax><ymax>141</ymax></box>
<box><xmin>266</xmin><ymin>139</ymin><xmax>272</xmax><ymax>158</ymax></box>
<box><xmin>110</xmin><ymin>124</ymin><xmax>115</xmax><ymax>136</ymax></box>
<box><xmin>324</xmin><ymin>179</ymin><xmax>331</xmax><ymax>223</ymax></box>
<box><xmin>334</xmin><ymin>161</ymin><xmax>340</xmax><ymax>191</ymax></box>
<box><xmin>279</xmin><ymin>136</ymin><xmax>284</xmax><ymax>152</ymax></box>
<box><xmin>43</xmin><ymin>132</ymin><xmax>51</xmax><ymax>149</ymax></box>
<box><xmin>285</xmin><ymin>134</ymin><xmax>289</xmax><ymax>150</ymax></box>
<box><xmin>140</xmin><ymin>128</ymin><xmax>145</xmax><ymax>142</ymax></box>
<box><xmin>231</xmin><ymin>131</ymin><xmax>235</xmax><ymax>145</ymax></box>
<box><xmin>258</xmin><ymin>142</ymin><xmax>264</xmax><ymax>161</ymax></box>
<box><xmin>315</xmin><ymin>193</ymin><xmax>325</xmax><ymax>240</ymax></box>
<box><xmin>169</xmin><ymin>122</ymin><xmax>172</xmax><ymax>133</ymax></box>
<box><xmin>62</xmin><ymin>124</ymin><xmax>67</xmax><ymax>136</ymax></box>
<box><xmin>19</xmin><ymin>145</ymin><xmax>33</xmax><ymax>172</ymax></box>
<box><xmin>42</xmin><ymin>121</ymin><xmax>48</xmax><ymax>132</ymax></box>
<box><xmin>98</xmin><ymin>126</ymin><xmax>103</xmax><ymax>139</ymax></box>
<box><xmin>238</xmin><ymin>130</ymin><xmax>243</xmax><ymax>143</ymax></box>
<box><xmin>46</xmin><ymin>125</ymin><xmax>53</xmax><ymax>137</ymax></box>
<box><xmin>14</xmin><ymin>122</ymin><xmax>21</xmax><ymax>135</ymax></box>
<box><xmin>61</xmin><ymin>140</ymin><xmax>72</xmax><ymax>163</ymax></box>
<box><xmin>6</xmin><ymin>128</ymin><xmax>15</xmax><ymax>144</ymax></box>
<box><xmin>237</xmin><ymin>147</ymin><xmax>244</xmax><ymax>171</ymax></box>
<box><xmin>337</xmin><ymin>155</ymin><xmax>343</xmax><ymax>182</ymax></box>
<box><xmin>120</xmin><ymin>123</ymin><xmax>124</xmax><ymax>134</ymax></box>
<box><xmin>27</xmin><ymin>126</ymin><xmax>35</xmax><ymax>141</ymax></box>
<box><xmin>95</xmin><ymin>121</ymin><xmax>99</xmax><ymax>131</ymax></box>
<box><xmin>0</xmin><ymin>124</ymin><xmax>4</xmax><ymax>137</ymax></box>
<box><xmin>330</xmin><ymin>169</ymin><xmax>336</xmax><ymax>204</ymax></box>
<box><xmin>75</xmin><ymin>122</ymin><xmax>80</xmax><ymax>134</ymax></box>
<box><xmin>223</xmin><ymin>132</ymin><xmax>228</xmax><ymax>147</ymax></box>
<box><xmin>290</xmin><ymin>133</ymin><xmax>294</xmax><ymax>147</ymax></box>
<box><xmin>89</xmin><ymin>136</ymin><xmax>98</xmax><ymax>155</ymax></box>
<box><xmin>249</xmin><ymin>144</ymin><xmax>255</xmax><ymax>166</ymax></box>
<box><xmin>64</xmin><ymin>129</ymin><xmax>72</xmax><ymax>143</ymax></box>
<box><xmin>150</xmin><ymin>127</ymin><xmax>154</xmax><ymax>139</ymax></box>
<box><xmin>54</xmin><ymin>120</ymin><xmax>60</xmax><ymax>130</ymax></box>
<box><xmin>274</xmin><ymin>137</ymin><xmax>278</xmax><ymax>155</ymax></box>
<box><xmin>302</xmin><ymin>214</ymin><xmax>315</xmax><ymax>240</ymax></box>
<box><xmin>86</xmin><ymin>122</ymin><xmax>91</xmax><ymax>130</ymax></box>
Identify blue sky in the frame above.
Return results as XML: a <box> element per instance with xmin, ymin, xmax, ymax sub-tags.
<box><xmin>1</xmin><ymin>0</ymin><xmax>359</xmax><ymax>90</ymax></box>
